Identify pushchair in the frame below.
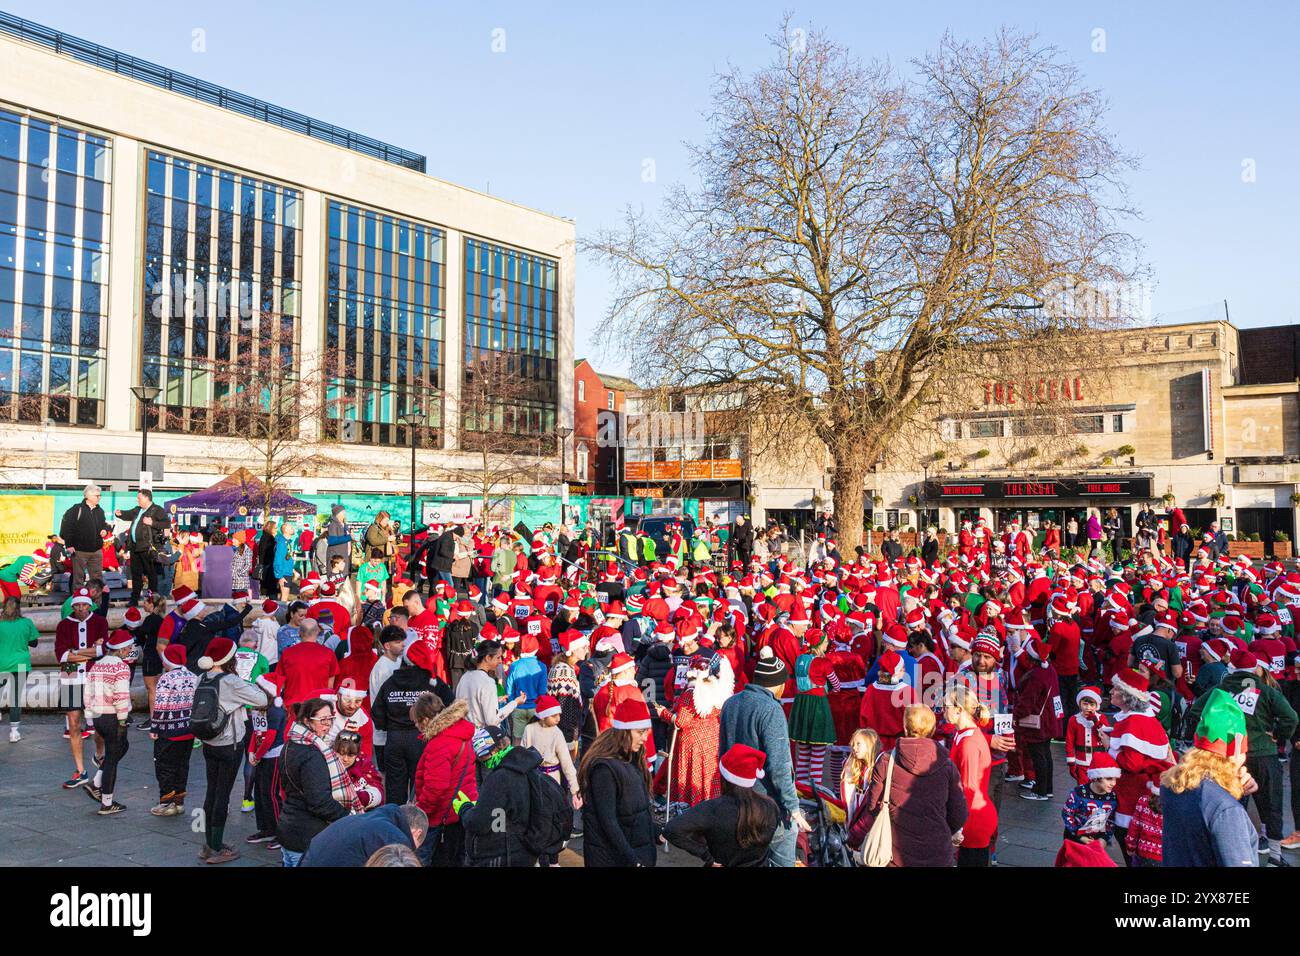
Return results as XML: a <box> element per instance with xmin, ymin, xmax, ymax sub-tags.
<box><xmin>796</xmin><ymin>781</ymin><xmax>856</xmax><ymax>867</ymax></box>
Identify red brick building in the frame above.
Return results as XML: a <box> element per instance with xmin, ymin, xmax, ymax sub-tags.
<box><xmin>573</xmin><ymin>359</ymin><xmax>637</xmax><ymax>495</ymax></box>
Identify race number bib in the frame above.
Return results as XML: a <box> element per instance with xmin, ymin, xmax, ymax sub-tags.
<box><xmin>993</xmin><ymin>713</ymin><xmax>1014</xmax><ymax>736</ymax></box>
<box><xmin>1271</xmin><ymin>655</ymin><xmax>1285</xmax><ymax>675</ymax></box>
<box><xmin>1234</xmin><ymin>688</ymin><xmax>1261</xmax><ymax>716</ymax></box>
<box><xmin>1051</xmin><ymin>696</ymin><xmax>1064</xmax><ymax>719</ymax></box>
<box><xmin>251</xmin><ymin>710</ymin><xmax>268</xmax><ymax>734</ymax></box>
<box><xmin>1175</xmin><ymin>641</ymin><xmax>1187</xmax><ymax>661</ymax></box>
<box><xmin>526</xmin><ymin>619</ymin><xmax>542</xmax><ymax>635</ymax></box>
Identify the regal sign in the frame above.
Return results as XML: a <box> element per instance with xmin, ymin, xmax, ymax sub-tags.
<box><xmin>984</xmin><ymin>377</ymin><xmax>1084</xmax><ymax>406</ymax></box>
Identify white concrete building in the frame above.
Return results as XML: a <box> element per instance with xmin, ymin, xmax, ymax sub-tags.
<box><xmin>0</xmin><ymin>14</ymin><xmax>574</xmax><ymax>502</ymax></box>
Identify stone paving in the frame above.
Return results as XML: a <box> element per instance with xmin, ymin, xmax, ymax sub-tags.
<box><xmin>0</xmin><ymin>715</ymin><xmax>1290</xmax><ymax>867</ymax></box>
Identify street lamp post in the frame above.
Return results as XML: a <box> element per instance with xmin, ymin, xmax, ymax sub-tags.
<box><xmin>130</xmin><ymin>385</ymin><xmax>162</xmax><ymax>478</ymax></box>
<box><xmin>398</xmin><ymin>411</ymin><xmax>421</xmax><ymax>554</ymax></box>
<box><xmin>555</xmin><ymin>425</ymin><xmax>573</xmax><ymax>523</ymax></box>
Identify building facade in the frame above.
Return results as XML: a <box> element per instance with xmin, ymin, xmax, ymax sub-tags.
<box><xmin>572</xmin><ymin>358</ymin><xmax>635</xmax><ymax>496</ymax></box>
<box><xmin>0</xmin><ymin>16</ymin><xmax>574</xmax><ymax>516</ymax></box>
<box><xmin>747</xmin><ymin>314</ymin><xmax>1299</xmax><ymax>555</ymax></box>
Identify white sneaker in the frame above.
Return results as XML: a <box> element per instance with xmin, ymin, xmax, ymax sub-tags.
<box><xmin>7</xmin><ymin>726</ymin><xmax>19</xmax><ymax>742</ymax></box>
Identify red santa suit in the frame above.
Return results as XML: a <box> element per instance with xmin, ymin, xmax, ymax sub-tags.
<box><xmin>1064</xmin><ymin>711</ymin><xmax>1112</xmax><ymax>785</ymax></box>
<box><xmin>958</xmin><ymin>526</ymin><xmax>976</xmax><ymax>562</ymax></box>
<box><xmin>1108</xmin><ymin>709</ymin><xmax>1173</xmax><ymax>828</ymax></box>
<box><xmin>593</xmin><ymin>675</ymin><xmax>657</xmax><ymax>762</ymax></box>
<box><xmin>826</xmin><ymin>646</ymin><xmax>866</xmax><ymax>746</ymax></box>
<box><xmin>859</xmin><ymin>678</ymin><xmax>916</xmax><ymax>754</ymax></box>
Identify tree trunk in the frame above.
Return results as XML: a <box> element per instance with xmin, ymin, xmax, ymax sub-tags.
<box><xmin>829</xmin><ymin>448</ymin><xmax>869</xmax><ymax>554</ymax></box>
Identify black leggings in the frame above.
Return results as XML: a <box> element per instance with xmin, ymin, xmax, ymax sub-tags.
<box><xmin>92</xmin><ymin>714</ymin><xmax>129</xmax><ymax>797</ymax></box>
<box><xmin>153</xmin><ymin>736</ymin><xmax>193</xmax><ymax>803</ymax></box>
<box><xmin>202</xmin><ymin>744</ymin><xmax>240</xmax><ymax>850</ymax></box>
<box><xmin>253</xmin><ymin>756</ymin><xmax>281</xmax><ymax>836</ymax></box>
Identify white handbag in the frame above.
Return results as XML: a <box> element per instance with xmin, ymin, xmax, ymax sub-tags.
<box><xmin>857</xmin><ymin>753</ymin><xmax>896</xmax><ymax>868</ymax></box>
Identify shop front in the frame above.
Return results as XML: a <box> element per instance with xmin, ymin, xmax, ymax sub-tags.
<box><xmin>923</xmin><ymin>474</ymin><xmax>1155</xmax><ymax>543</ymax></box>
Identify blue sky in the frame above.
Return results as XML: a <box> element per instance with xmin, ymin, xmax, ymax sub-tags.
<box><xmin>8</xmin><ymin>1</ymin><xmax>1298</xmax><ymax>375</ymax></box>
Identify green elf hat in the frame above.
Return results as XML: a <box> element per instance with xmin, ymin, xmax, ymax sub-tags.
<box><xmin>1193</xmin><ymin>688</ymin><xmax>1248</xmax><ymax>758</ymax></box>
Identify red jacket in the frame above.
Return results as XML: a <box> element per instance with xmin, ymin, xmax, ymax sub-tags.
<box><xmin>413</xmin><ymin>706</ymin><xmax>479</xmax><ymax>825</ymax></box>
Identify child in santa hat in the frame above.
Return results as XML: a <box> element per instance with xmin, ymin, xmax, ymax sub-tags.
<box><xmin>82</xmin><ymin>627</ymin><xmax>136</xmax><ymax>815</ymax></box>
<box><xmin>252</xmin><ymin>599</ymin><xmax>282</xmax><ymax>667</ymax></box>
<box><xmin>1064</xmin><ymin>686</ymin><xmax>1112</xmax><ymax>786</ymax></box>
<box><xmin>245</xmin><ymin>671</ymin><xmax>287</xmax><ymax>845</ymax></box>
<box><xmin>522</xmin><ymin>694</ymin><xmax>581</xmax><ymax>865</ymax></box>
<box><xmin>859</xmin><ymin>650</ymin><xmax>917</xmax><ymax>755</ymax></box>
<box><xmin>149</xmin><ymin>644</ymin><xmax>198</xmax><ymax>816</ymax></box>
<box><xmin>1054</xmin><ymin>751</ymin><xmax>1121</xmax><ymax>867</ymax></box>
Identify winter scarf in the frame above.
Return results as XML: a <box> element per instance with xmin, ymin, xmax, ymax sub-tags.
<box><xmin>288</xmin><ymin>721</ymin><xmax>357</xmax><ymax>810</ymax></box>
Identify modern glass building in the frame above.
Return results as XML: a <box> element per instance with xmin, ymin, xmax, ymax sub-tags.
<box><xmin>0</xmin><ymin>108</ymin><xmax>111</xmax><ymax>427</ymax></box>
<box><xmin>324</xmin><ymin>200</ymin><xmax>444</xmax><ymax>448</ymax></box>
<box><xmin>463</xmin><ymin>236</ymin><xmax>558</xmax><ymax>445</ymax></box>
<box><xmin>142</xmin><ymin>150</ymin><xmax>302</xmax><ymax>435</ymax></box>
<box><xmin>0</xmin><ymin>14</ymin><xmax>574</xmax><ymax>499</ymax></box>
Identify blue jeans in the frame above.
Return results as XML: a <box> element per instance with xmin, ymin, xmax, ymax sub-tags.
<box><xmin>769</xmin><ymin>818</ymin><xmax>798</xmax><ymax>868</ymax></box>
<box><xmin>473</xmin><ymin>576</ymin><xmax>490</xmax><ymax>605</ymax></box>
<box><xmin>281</xmin><ymin>848</ymin><xmax>304</xmax><ymax>868</ymax></box>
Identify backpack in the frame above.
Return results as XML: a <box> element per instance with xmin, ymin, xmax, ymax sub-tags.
<box><xmin>189</xmin><ymin>673</ymin><xmax>231</xmax><ymax>741</ymax></box>
<box><xmin>444</xmin><ymin>619</ymin><xmax>477</xmax><ymax>673</ymax></box>
<box><xmin>521</xmin><ymin>768</ymin><xmax>572</xmax><ymax>857</ymax></box>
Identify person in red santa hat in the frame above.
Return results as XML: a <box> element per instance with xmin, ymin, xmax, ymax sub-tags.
<box><xmin>661</xmin><ymin>742</ymin><xmax>780</xmax><ymax>867</ymax></box>
<box><xmin>592</xmin><ymin>653</ymin><xmax>663</xmax><ymax>766</ymax></box>
<box><xmin>1064</xmin><ymin>685</ymin><xmax>1112</xmax><ymax>785</ymax></box>
<box><xmin>859</xmin><ymin>650</ymin><xmax>916</xmax><ymax>754</ymax></box>
<box><xmin>826</xmin><ymin>623</ymin><xmax>867</xmax><ymax>783</ymax></box>
<box><xmin>1013</xmin><ymin>636</ymin><xmax>1064</xmax><ymax>801</ymax></box>
<box><xmin>658</xmin><ymin>654</ymin><xmax>733</xmax><ymax>808</ymax></box>
<box><xmin>1107</xmin><ymin>667</ymin><xmax>1174</xmax><ymax>864</ymax></box>
<box><xmin>332</xmin><ymin>729</ymin><xmax>384</xmax><ymax>811</ymax></box>
<box><xmin>788</xmin><ymin>627</ymin><xmax>841</xmax><ymax>787</ymax></box>
<box><xmin>53</xmin><ymin>587</ymin><xmax>109</xmax><ymax>788</ymax></box>
<box><xmin>1055</xmin><ymin>751</ymin><xmax>1122</xmax><ymax>867</ymax></box>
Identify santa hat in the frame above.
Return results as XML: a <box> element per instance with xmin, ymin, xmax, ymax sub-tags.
<box><xmin>611</xmin><ymin>698</ymin><xmax>652</xmax><ymax>731</ymax></box>
<box><xmin>1085</xmin><ymin>752</ymin><xmax>1122</xmax><ymax>781</ymax></box>
<box><xmin>1025</xmin><ymin>636</ymin><xmax>1050</xmax><ymax>663</ymax></box>
<box><xmin>454</xmin><ymin>599</ymin><xmax>475</xmax><ymax>619</ymax></box>
<box><xmin>558</xmin><ymin>629</ymin><xmax>590</xmax><ymax>654</ymax></box>
<box><xmin>363</xmin><ymin>580</ymin><xmax>384</xmax><ymax>600</ymax></box>
<box><xmin>162</xmin><ymin>644</ymin><xmax>187</xmax><ymax>669</ymax></box>
<box><xmin>534</xmin><ymin>694</ymin><xmax>562</xmax><ymax>720</ymax></box>
<box><xmin>718</xmin><ymin>743</ymin><xmax>767</xmax><ymax>788</ymax></box>
<box><xmin>179</xmin><ymin>596</ymin><xmax>203</xmax><ymax>620</ymax></box>
<box><xmin>1202</xmin><ymin>638</ymin><xmax>1232</xmax><ymax>663</ymax></box>
<box><xmin>105</xmin><ymin>629</ymin><xmax>135</xmax><ymax>652</ymax></box>
<box><xmin>653</xmin><ymin>621</ymin><xmax>676</xmax><ymax>643</ymax></box>
<box><xmin>256</xmin><ymin>672</ymin><xmax>286</xmax><ymax>707</ymax></box>
<box><xmin>520</xmin><ymin>633</ymin><xmax>540</xmax><ymax>657</ymax></box>
<box><xmin>122</xmin><ymin>607</ymin><xmax>144</xmax><ymax>630</ymax></box>
<box><xmin>70</xmin><ymin>588</ymin><xmax>94</xmax><ymax>608</ymax></box>
<box><xmin>198</xmin><ymin>637</ymin><xmax>237</xmax><ymax>671</ymax></box>
<box><xmin>1111</xmin><ymin>667</ymin><xmax>1149</xmax><ymax>698</ymax></box>
<box><xmin>1229</xmin><ymin>649</ymin><xmax>1259</xmax><ymax>673</ymax></box>
<box><xmin>337</xmin><ymin>682</ymin><xmax>367</xmax><ymax>700</ymax></box>
<box><xmin>262</xmin><ymin>598</ymin><xmax>280</xmax><ymax>616</ymax></box>
<box><xmin>610</xmin><ymin>652</ymin><xmax>636</xmax><ymax>675</ymax></box>
<box><xmin>1076</xmin><ymin>685</ymin><xmax>1102</xmax><ymax>707</ymax></box>
<box><xmin>312</xmin><ymin>686</ymin><xmax>339</xmax><ymax>703</ymax></box>
<box><xmin>33</xmin><ymin>545</ymin><xmax>50</xmax><ymax>562</ymax></box>
<box><xmin>404</xmin><ymin>641</ymin><xmax>436</xmax><ymax>671</ymax></box>
<box><xmin>1192</xmin><ymin>688</ymin><xmax>1248</xmax><ymax>758</ymax></box>
<box><xmin>171</xmin><ymin>585</ymin><xmax>195</xmax><ymax>604</ymax></box>
<box><xmin>878</xmin><ymin>649</ymin><xmax>905</xmax><ymax>683</ymax></box>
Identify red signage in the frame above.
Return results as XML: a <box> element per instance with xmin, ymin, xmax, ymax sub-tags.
<box><xmin>984</xmin><ymin>377</ymin><xmax>1084</xmax><ymax>406</ymax></box>
<box><xmin>940</xmin><ymin>485</ymin><xmax>985</xmax><ymax>496</ymax></box>
<box><xmin>1003</xmin><ymin>482</ymin><xmax>1057</xmax><ymax>497</ymax></box>
<box><xmin>1080</xmin><ymin>482</ymin><xmax>1123</xmax><ymax>494</ymax></box>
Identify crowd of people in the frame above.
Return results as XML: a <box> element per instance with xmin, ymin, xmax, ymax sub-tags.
<box><xmin>3</xmin><ymin>489</ymin><xmax>1298</xmax><ymax>869</ymax></box>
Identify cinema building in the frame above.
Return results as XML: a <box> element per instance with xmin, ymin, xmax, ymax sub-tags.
<box><xmin>749</xmin><ymin>312</ymin><xmax>1300</xmax><ymax>557</ymax></box>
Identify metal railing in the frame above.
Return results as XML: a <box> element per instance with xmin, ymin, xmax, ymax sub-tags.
<box><xmin>0</xmin><ymin>11</ymin><xmax>427</xmax><ymax>173</ymax></box>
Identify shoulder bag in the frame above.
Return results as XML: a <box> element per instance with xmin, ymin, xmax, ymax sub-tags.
<box><xmin>857</xmin><ymin>752</ymin><xmax>896</xmax><ymax>868</ymax></box>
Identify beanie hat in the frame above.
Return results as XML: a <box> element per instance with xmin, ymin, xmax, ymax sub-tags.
<box><xmin>1085</xmin><ymin>752</ymin><xmax>1122</xmax><ymax>780</ymax></box>
<box><xmin>472</xmin><ymin>725</ymin><xmax>507</xmax><ymax>758</ymax></box>
<box><xmin>971</xmin><ymin>629</ymin><xmax>1002</xmax><ymax>662</ymax></box>
<box><xmin>534</xmin><ymin>695</ymin><xmax>562</xmax><ymax>720</ymax></box>
<box><xmin>1193</xmin><ymin>688</ymin><xmax>1248</xmax><ymax>758</ymax></box>
<box><xmin>751</xmin><ymin>646</ymin><xmax>789</xmax><ymax>689</ymax></box>
<box><xmin>198</xmin><ymin>637</ymin><xmax>237</xmax><ymax>671</ymax></box>
<box><xmin>718</xmin><ymin>743</ymin><xmax>767</xmax><ymax>788</ymax></box>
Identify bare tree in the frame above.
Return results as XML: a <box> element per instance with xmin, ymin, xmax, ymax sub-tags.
<box><xmin>588</xmin><ymin>22</ymin><xmax>1141</xmax><ymax>551</ymax></box>
<box><xmin>434</xmin><ymin>354</ymin><xmax>554</xmax><ymax>516</ymax></box>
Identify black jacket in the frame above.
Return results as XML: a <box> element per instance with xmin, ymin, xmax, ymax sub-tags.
<box><xmin>371</xmin><ymin>664</ymin><xmax>452</xmax><ymax>735</ymax></box>
<box><xmin>116</xmin><ymin>503</ymin><xmax>169</xmax><ymax>554</ymax></box>
<box><xmin>729</xmin><ymin>521</ymin><xmax>754</xmax><ymax>553</ymax></box>
<box><xmin>580</xmin><ymin>756</ymin><xmax>657</xmax><ymax>867</ymax></box>
<box><xmin>277</xmin><ymin>735</ymin><xmax>350</xmax><ymax>852</ymax></box>
<box><xmin>663</xmin><ymin>793</ymin><xmax>776</xmax><ymax>867</ymax></box>
<box><xmin>428</xmin><ymin>531</ymin><xmax>457</xmax><ymax>574</ymax></box>
<box><xmin>178</xmin><ymin>605</ymin><xmax>252</xmax><ymax>674</ymax></box>
<box><xmin>460</xmin><ymin>745</ymin><xmax>544</xmax><ymax>866</ymax></box>
<box><xmin>635</xmin><ymin>643</ymin><xmax>673</xmax><ymax>706</ymax></box>
<box><xmin>59</xmin><ymin>501</ymin><xmax>109</xmax><ymax>553</ymax></box>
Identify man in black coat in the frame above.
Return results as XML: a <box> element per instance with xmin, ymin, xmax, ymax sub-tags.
<box><xmin>426</xmin><ymin>527</ymin><xmax>459</xmax><ymax>589</ymax></box>
<box><xmin>459</xmin><ymin>744</ymin><xmax>547</xmax><ymax>866</ymax></box>
<box><xmin>59</xmin><ymin>484</ymin><xmax>110</xmax><ymax>587</ymax></box>
<box><xmin>728</xmin><ymin>515</ymin><xmax>754</xmax><ymax>568</ymax></box>
<box><xmin>115</xmin><ymin>489</ymin><xmax>169</xmax><ymax>606</ymax></box>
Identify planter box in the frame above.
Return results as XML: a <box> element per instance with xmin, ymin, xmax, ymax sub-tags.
<box><xmin>1273</xmin><ymin>541</ymin><xmax>1292</xmax><ymax>559</ymax></box>
<box><xmin>1229</xmin><ymin>541</ymin><xmax>1267</xmax><ymax>560</ymax></box>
